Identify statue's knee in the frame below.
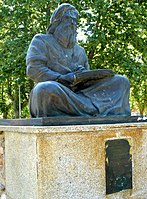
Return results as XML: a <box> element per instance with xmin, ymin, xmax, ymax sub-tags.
<box><xmin>122</xmin><ymin>76</ymin><xmax>130</xmax><ymax>89</ymax></box>
<box><xmin>34</xmin><ymin>81</ymin><xmax>60</xmax><ymax>96</ymax></box>
<box><xmin>115</xmin><ymin>75</ymin><xmax>130</xmax><ymax>89</ymax></box>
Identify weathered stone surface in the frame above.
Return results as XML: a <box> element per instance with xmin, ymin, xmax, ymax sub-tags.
<box><xmin>5</xmin><ymin>133</ymin><xmax>37</xmax><ymax>199</ymax></box>
<box><xmin>0</xmin><ymin>133</ymin><xmax>5</xmax><ymax>198</ymax></box>
<box><xmin>0</xmin><ymin>122</ymin><xmax>146</xmax><ymax>199</ymax></box>
<box><xmin>0</xmin><ymin>193</ymin><xmax>6</xmax><ymax>199</ymax></box>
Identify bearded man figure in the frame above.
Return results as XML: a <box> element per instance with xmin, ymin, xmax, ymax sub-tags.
<box><xmin>26</xmin><ymin>3</ymin><xmax>131</xmax><ymax>117</ymax></box>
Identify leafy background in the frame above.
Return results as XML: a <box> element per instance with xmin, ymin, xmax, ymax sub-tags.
<box><xmin>0</xmin><ymin>0</ymin><xmax>146</xmax><ymax>118</ymax></box>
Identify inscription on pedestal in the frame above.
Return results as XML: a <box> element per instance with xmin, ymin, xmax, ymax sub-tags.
<box><xmin>105</xmin><ymin>139</ymin><xmax>132</xmax><ymax>194</ymax></box>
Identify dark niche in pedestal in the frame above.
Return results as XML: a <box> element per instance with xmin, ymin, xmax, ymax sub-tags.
<box><xmin>105</xmin><ymin>139</ymin><xmax>132</xmax><ymax>194</ymax></box>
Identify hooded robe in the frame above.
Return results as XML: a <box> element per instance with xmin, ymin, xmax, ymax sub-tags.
<box><xmin>26</xmin><ymin>33</ymin><xmax>131</xmax><ymax>117</ymax></box>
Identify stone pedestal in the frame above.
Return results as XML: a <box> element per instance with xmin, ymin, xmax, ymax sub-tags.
<box><xmin>0</xmin><ymin>122</ymin><xmax>147</xmax><ymax>199</ymax></box>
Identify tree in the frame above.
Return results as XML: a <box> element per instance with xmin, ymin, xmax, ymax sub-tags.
<box><xmin>0</xmin><ymin>0</ymin><xmax>146</xmax><ymax>118</ymax></box>
<box><xmin>79</xmin><ymin>0</ymin><xmax>147</xmax><ymax>115</ymax></box>
<box><xmin>0</xmin><ymin>0</ymin><xmax>58</xmax><ymax>118</ymax></box>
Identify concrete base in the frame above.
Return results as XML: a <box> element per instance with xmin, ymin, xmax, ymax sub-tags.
<box><xmin>0</xmin><ymin>122</ymin><xmax>147</xmax><ymax>199</ymax></box>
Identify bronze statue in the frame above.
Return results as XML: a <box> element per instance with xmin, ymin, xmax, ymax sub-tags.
<box><xmin>26</xmin><ymin>3</ymin><xmax>131</xmax><ymax>117</ymax></box>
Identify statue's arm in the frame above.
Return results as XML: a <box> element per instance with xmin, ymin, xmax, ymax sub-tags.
<box><xmin>83</xmin><ymin>49</ymin><xmax>90</xmax><ymax>70</ymax></box>
<box><xmin>26</xmin><ymin>34</ymin><xmax>61</xmax><ymax>83</ymax></box>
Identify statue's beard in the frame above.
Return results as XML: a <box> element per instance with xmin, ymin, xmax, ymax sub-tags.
<box><xmin>53</xmin><ymin>23</ymin><xmax>77</xmax><ymax>48</ymax></box>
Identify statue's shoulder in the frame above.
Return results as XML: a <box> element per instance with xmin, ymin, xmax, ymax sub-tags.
<box><xmin>74</xmin><ymin>43</ymin><xmax>84</xmax><ymax>50</ymax></box>
<box><xmin>32</xmin><ymin>33</ymin><xmax>52</xmax><ymax>42</ymax></box>
<box><xmin>74</xmin><ymin>44</ymin><xmax>86</xmax><ymax>55</ymax></box>
<box><xmin>29</xmin><ymin>34</ymin><xmax>56</xmax><ymax>51</ymax></box>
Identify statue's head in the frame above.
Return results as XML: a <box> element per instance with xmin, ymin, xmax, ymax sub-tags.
<box><xmin>47</xmin><ymin>3</ymin><xmax>78</xmax><ymax>34</ymax></box>
<box><xmin>46</xmin><ymin>3</ymin><xmax>78</xmax><ymax>48</ymax></box>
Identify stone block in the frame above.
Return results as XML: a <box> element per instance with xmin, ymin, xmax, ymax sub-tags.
<box><xmin>0</xmin><ymin>133</ymin><xmax>5</xmax><ymax>197</ymax></box>
<box><xmin>0</xmin><ymin>122</ymin><xmax>146</xmax><ymax>199</ymax></box>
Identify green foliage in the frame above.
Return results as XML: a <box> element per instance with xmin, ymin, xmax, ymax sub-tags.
<box><xmin>79</xmin><ymin>0</ymin><xmax>147</xmax><ymax>115</ymax></box>
<box><xmin>0</xmin><ymin>0</ymin><xmax>55</xmax><ymax>118</ymax></box>
<box><xmin>0</xmin><ymin>0</ymin><xmax>146</xmax><ymax>118</ymax></box>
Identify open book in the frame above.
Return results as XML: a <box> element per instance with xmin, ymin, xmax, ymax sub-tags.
<box><xmin>71</xmin><ymin>69</ymin><xmax>114</xmax><ymax>91</ymax></box>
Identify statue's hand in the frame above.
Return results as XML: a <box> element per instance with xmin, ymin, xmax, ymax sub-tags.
<box><xmin>57</xmin><ymin>73</ymin><xmax>75</xmax><ymax>87</ymax></box>
<box><xmin>74</xmin><ymin>65</ymin><xmax>86</xmax><ymax>72</ymax></box>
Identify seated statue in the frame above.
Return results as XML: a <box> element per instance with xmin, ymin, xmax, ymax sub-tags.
<box><xmin>26</xmin><ymin>3</ymin><xmax>131</xmax><ymax>117</ymax></box>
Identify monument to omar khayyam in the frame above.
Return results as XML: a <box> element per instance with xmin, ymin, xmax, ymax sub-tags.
<box><xmin>0</xmin><ymin>3</ymin><xmax>146</xmax><ymax>199</ymax></box>
<box><xmin>26</xmin><ymin>3</ymin><xmax>131</xmax><ymax>118</ymax></box>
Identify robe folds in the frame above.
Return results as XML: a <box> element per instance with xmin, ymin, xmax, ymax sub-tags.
<box><xmin>26</xmin><ymin>33</ymin><xmax>131</xmax><ymax>117</ymax></box>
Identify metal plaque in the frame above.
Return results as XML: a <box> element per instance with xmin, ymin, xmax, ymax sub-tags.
<box><xmin>105</xmin><ymin>139</ymin><xmax>132</xmax><ymax>194</ymax></box>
